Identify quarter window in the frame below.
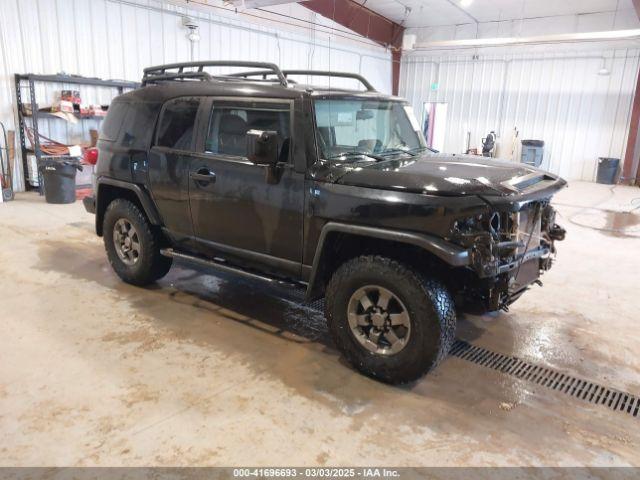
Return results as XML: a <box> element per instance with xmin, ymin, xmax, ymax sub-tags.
<box><xmin>206</xmin><ymin>102</ymin><xmax>291</xmax><ymax>161</ymax></box>
<box><xmin>156</xmin><ymin>97</ymin><xmax>200</xmax><ymax>150</ymax></box>
<box><xmin>100</xmin><ymin>101</ymin><xmax>129</xmax><ymax>142</ymax></box>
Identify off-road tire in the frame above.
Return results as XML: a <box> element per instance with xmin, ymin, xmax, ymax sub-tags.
<box><xmin>325</xmin><ymin>255</ymin><xmax>456</xmax><ymax>384</ymax></box>
<box><xmin>103</xmin><ymin>198</ymin><xmax>172</xmax><ymax>286</ymax></box>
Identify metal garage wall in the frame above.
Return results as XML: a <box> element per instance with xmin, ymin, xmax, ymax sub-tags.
<box><xmin>400</xmin><ymin>48</ymin><xmax>640</xmax><ymax>181</ymax></box>
<box><xmin>0</xmin><ymin>0</ymin><xmax>391</xmax><ymax>192</ymax></box>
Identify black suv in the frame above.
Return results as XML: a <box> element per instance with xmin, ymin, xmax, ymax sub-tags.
<box><xmin>84</xmin><ymin>61</ymin><xmax>566</xmax><ymax>384</ymax></box>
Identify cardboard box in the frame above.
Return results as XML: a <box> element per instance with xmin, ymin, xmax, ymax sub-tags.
<box><xmin>51</xmin><ymin>100</ymin><xmax>74</xmax><ymax>113</ymax></box>
<box><xmin>61</xmin><ymin>90</ymin><xmax>81</xmax><ymax>104</ymax></box>
<box><xmin>21</xmin><ymin>104</ymin><xmax>39</xmax><ymax>116</ymax></box>
<box><xmin>79</xmin><ymin>105</ymin><xmax>93</xmax><ymax>116</ymax></box>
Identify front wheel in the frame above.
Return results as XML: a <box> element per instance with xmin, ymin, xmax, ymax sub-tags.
<box><xmin>103</xmin><ymin>199</ymin><xmax>172</xmax><ymax>286</ymax></box>
<box><xmin>325</xmin><ymin>255</ymin><xmax>456</xmax><ymax>384</ymax></box>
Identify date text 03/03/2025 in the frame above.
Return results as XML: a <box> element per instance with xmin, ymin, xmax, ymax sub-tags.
<box><xmin>232</xmin><ymin>468</ymin><xmax>400</xmax><ymax>478</ymax></box>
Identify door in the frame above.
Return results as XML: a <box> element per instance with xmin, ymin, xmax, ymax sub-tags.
<box><xmin>148</xmin><ymin>96</ymin><xmax>202</xmax><ymax>246</ymax></box>
<box><xmin>188</xmin><ymin>98</ymin><xmax>304</xmax><ymax>275</ymax></box>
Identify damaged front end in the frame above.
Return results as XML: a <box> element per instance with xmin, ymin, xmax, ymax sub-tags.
<box><xmin>450</xmin><ymin>197</ymin><xmax>566</xmax><ymax>313</ymax></box>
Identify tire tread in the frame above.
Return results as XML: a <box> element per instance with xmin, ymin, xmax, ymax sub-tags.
<box><xmin>103</xmin><ymin>198</ymin><xmax>171</xmax><ymax>285</ymax></box>
<box><xmin>325</xmin><ymin>255</ymin><xmax>456</xmax><ymax>384</ymax></box>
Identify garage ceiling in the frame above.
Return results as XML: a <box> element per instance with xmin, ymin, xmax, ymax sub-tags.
<box><xmin>352</xmin><ymin>0</ymin><xmax>637</xmax><ymax>28</ymax></box>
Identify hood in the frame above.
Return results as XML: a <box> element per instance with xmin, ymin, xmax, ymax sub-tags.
<box><xmin>333</xmin><ymin>153</ymin><xmax>564</xmax><ymax>197</ymax></box>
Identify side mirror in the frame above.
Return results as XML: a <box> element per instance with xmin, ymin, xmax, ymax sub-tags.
<box><xmin>247</xmin><ymin>129</ymin><xmax>279</xmax><ymax>166</ymax></box>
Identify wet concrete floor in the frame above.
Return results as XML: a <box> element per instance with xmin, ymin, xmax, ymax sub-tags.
<box><xmin>0</xmin><ymin>181</ymin><xmax>639</xmax><ymax>466</ymax></box>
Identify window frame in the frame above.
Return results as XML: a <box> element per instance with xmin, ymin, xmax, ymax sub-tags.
<box><xmin>154</xmin><ymin>96</ymin><xmax>202</xmax><ymax>152</ymax></box>
<box><xmin>197</xmin><ymin>96</ymin><xmax>295</xmax><ymax>165</ymax></box>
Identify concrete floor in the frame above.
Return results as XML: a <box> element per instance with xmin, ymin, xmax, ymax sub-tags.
<box><xmin>0</xmin><ymin>181</ymin><xmax>639</xmax><ymax>467</ymax></box>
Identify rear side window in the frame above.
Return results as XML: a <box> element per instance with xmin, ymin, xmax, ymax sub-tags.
<box><xmin>100</xmin><ymin>102</ymin><xmax>130</xmax><ymax>142</ymax></box>
<box><xmin>99</xmin><ymin>99</ymin><xmax>161</xmax><ymax>149</ymax></box>
<box><xmin>156</xmin><ymin>97</ymin><xmax>200</xmax><ymax>150</ymax></box>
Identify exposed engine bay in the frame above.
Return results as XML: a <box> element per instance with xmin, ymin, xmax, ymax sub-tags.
<box><xmin>450</xmin><ymin>200</ymin><xmax>566</xmax><ymax>312</ymax></box>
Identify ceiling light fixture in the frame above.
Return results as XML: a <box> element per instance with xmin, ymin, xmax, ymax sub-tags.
<box><xmin>460</xmin><ymin>0</ymin><xmax>473</xmax><ymax>7</ymax></box>
<box><xmin>411</xmin><ymin>29</ymin><xmax>640</xmax><ymax>50</ymax></box>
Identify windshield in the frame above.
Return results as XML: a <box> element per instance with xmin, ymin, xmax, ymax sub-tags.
<box><xmin>313</xmin><ymin>99</ymin><xmax>426</xmax><ymax>161</ymax></box>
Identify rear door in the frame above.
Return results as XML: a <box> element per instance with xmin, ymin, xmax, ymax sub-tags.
<box><xmin>148</xmin><ymin>97</ymin><xmax>202</xmax><ymax>245</ymax></box>
<box><xmin>188</xmin><ymin>97</ymin><xmax>304</xmax><ymax>275</ymax></box>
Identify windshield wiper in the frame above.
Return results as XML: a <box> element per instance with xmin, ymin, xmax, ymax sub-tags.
<box><xmin>328</xmin><ymin>151</ymin><xmax>386</xmax><ymax>162</ymax></box>
<box><xmin>408</xmin><ymin>146</ymin><xmax>437</xmax><ymax>154</ymax></box>
<box><xmin>378</xmin><ymin>148</ymin><xmax>416</xmax><ymax>157</ymax></box>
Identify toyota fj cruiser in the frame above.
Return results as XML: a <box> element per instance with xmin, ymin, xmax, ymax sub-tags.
<box><xmin>84</xmin><ymin>61</ymin><xmax>566</xmax><ymax>384</ymax></box>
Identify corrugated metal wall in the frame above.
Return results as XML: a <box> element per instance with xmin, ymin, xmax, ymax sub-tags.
<box><xmin>400</xmin><ymin>48</ymin><xmax>640</xmax><ymax>181</ymax></box>
<box><xmin>0</xmin><ymin>0</ymin><xmax>391</xmax><ymax>192</ymax></box>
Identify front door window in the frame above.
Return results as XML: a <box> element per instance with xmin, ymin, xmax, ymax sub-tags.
<box><xmin>205</xmin><ymin>103</ymin><xmax>291</xmax><ymax>162</ymax></box>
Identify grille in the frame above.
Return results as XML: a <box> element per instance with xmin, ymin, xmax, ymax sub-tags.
<box><xmin>451</xmin><ymin>340</ymin><xmax>640</xmax><ymax>418</ymax></box>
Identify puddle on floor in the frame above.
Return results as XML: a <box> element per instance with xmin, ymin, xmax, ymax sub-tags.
<box><xmin>570</xmin><ymin>211</ymin><xmax>640</xmax><ymax>238</ymax></box>
<box><xmin>603</xmin><ymin>211</ymin><xmax>640</xmax><ymax>238</ymax></box>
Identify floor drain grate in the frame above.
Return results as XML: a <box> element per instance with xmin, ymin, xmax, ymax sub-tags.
<box><xmin>451</xmin><ymin>340</ymin><xmax>640</xmax><ymax>418</ymax></box>
<box><xmin>295</xmin><ymin>294</ymin><xmax>639</xmax><ymax>418</ymax></box>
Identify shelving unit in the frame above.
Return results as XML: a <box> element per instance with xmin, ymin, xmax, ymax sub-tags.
<box><xmin>22</xmin><ymin>111</ymin><xmax>108</xmax><ymax>121</ymax></box>
<box><xmin>14</xmin><ymin>73</ymin><xmax>138</xmax><ymax>191</ymax></box>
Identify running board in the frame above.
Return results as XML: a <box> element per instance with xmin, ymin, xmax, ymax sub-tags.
<box><xmin>160</xmin><ymin>248</ymin><xmax>305</xmax><ymax>289</ymax></box>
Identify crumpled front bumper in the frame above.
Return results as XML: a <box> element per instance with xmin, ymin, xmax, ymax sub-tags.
<box><xmin>454</xmin><ymin>200</ymin><xmax>566</xmax><ymax>311</ymax></box>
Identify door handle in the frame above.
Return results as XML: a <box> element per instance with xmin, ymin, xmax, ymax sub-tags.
<box><xmin>190</xmin><ymin>168</ymin><xmax>216</xmax><ymax>186</ymax></box>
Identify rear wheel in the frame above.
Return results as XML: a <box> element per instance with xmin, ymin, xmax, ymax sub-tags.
<box><xmin>103</xmin><ymin>199</ymin><xmax>172</xmax><ymax>286</ymax></box>
<box><xmin>325</xmin><ymin>255</ymin><xmax>456</xmax><ymax>384</ymax></box>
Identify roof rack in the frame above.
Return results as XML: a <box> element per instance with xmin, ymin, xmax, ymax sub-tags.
<box><xmin>230</xmin><ymin>69</ymin><xmax>376</xmax><ymax>92</ymax></box>
<box><xmin>142</xmin><ymin>61</ymin><xmax>288</xmax><ymax>87</ymax></box>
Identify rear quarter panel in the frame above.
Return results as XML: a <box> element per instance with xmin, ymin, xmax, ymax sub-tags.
<box><xmin>95</xmin><ymin>98</ymin><xmax>162</xmax><ymax>183</ymax></box>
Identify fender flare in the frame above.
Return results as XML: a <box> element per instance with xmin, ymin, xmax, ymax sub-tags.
<box><xmin>305</xmin><ymin>222</ymin><xmax>470</xmax><ymax>300</ymax></box>
<box><xmin>95</xmin><ymin>177</ymin><xmax>162</xmax><ymax>235</ymax></box>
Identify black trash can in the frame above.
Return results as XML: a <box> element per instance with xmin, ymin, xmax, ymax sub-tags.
<box><xmin>596</xmin><ymin>157</ymin><xmax>620</xmax><ymax>185</ymax></box>
<box><xmin>40</xmin><ymin>158</ymin><xmax>82</xmax><ymax>204</ymax></box>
